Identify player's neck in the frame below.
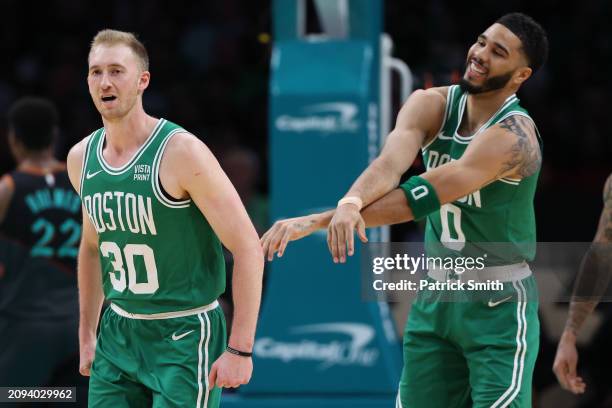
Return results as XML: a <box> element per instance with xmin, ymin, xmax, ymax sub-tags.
<box><xmin>464</xmin><ymin>90</ymin><xmax>515</xmax><ymax>132</ymax></box>
<box><xmin>102</xmin><ymin>107</ymin><xmax>158</xmax><ymax>154</ymax></box>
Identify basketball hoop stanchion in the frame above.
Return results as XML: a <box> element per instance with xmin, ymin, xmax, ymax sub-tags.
<box><xmin>223</xmin><ymin>1</ymin><xmax>409</xmax><ymax>406</ymax></box>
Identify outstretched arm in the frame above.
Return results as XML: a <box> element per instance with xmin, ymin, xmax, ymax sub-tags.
<box><xmin>328</xmin><ymin>89</ymin><xmax>447</xmax><ymax>261</ymax></box>
<box><xmin>553</xmin><ymin>174</ymin><xmax>612</xmax><ymax>394</ymax></box>
<box><xmin>264</xmin><ymin>114</ymin><xmax>541</xmax><ymax>261</ymax></box>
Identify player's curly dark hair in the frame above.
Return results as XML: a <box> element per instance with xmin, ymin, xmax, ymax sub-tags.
<box><xmin>7</xmin><ymin>97</ymin><xmax>58</xmax><ymax>151</ymax></box>
<box><xmin>497</xmin><ymin>13</ymin><xmax>549</xmax><ymax>73</ymax></box>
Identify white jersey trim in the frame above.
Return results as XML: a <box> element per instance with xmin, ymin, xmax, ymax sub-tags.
<box><xmin>151</xmin><ymin>128</ymin><xmax>192</xmax><ymax>208</ymax></box>
<box><xmin>78</xmin><ymin>132</ymin><xmax>96</xmax><ymax>196</ymax></box>
<box><xmin>495</xmin><ymin>111</ymin><xmax>533</xmax><ymax>127</ymax></box>
<box><xmin>453</xmin><ymin>92</ymin><xmax>469</xmax><ymax>136</ymax></box>
<box><xmin>422</xmin><ymin>86</ymin><xmax>456</xmax><ymax>151</ymax></box>
<box><xmin>498</xmin><ymin>178</ymin><xmax>520</xmax><ymax>186</ymax></box>
<box><xmin>96</xmin><ymin>118</ymin><xmax>166</xmax><ymax>175</ymax></box>
<box><xmin>109</xmin><ymin>300</ymin><xmax>218</xmax><ymax>320</ymax></box>
<box><xmin>453</xmin><ymin>94</ymin><xmax>518</xmax><ymax>143</ymax></box>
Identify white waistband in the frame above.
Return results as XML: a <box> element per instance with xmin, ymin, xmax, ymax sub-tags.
<box><xmin>110</xmin><ymin>300</ymin><xmax>219</xmax><ymax>320</ymax></box>
<box><xmin>428</xmin><ymin>262</ymin><xmax>531</xmax><ymax>283</ymax></box>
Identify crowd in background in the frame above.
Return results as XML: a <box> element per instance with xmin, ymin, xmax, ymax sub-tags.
<box><xmin>0</xmin><ymin>0</ymin><xmax>607</xmax><ymax>233</ymax></box>
<box><xmin>1</xmin><ymin>0</ymin><xmax>610</xmax><ymax>238</ymax></box>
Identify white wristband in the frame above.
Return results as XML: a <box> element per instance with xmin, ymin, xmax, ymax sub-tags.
<box><xmin>337</xmin><ymin>196</ymin><xmax>363</xmax><ymax>211</ymax></box>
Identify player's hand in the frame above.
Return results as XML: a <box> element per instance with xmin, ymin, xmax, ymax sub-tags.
<box><xmin>327</xmin><ymin>203</ymin><xmax>368</xmax><ymax>263</ymax></box>
<box><xmin>553</xmin><ymin>330</ymin><xmax>586</xmax><ymax>394</ymax></box>
<box><xmin>79</xmin><ymin>338</ymin><xmax>96</xmax><ymax>377</ymax></box>
<box><xmin>261</xmin><ymin>214</ymin><xmax>322</xmax><ymax>261</ymax></box>
<box><xmin>208</xmin><ymin>352</ymin><xmax>253</xmax><ymax>388</ymax></box>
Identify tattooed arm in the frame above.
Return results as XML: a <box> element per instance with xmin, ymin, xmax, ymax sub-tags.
<box><xmin>262</xmin><ymin>114</ymin><xmax>541</xmax><ymax>259</ymax></box>
<box><xmin>565</xmin><ymin>177</ymin><xmax>612</xmax><ymax>333</ymax></box>
<box><xmin>497</xmin><ymin>115</ymin><xmax>542</xmax><ymax>178</ymax></box>
<box><xmin>553</xmin><ymin>174</ymin><xmax>612</xmax><ymax>394</ymax></box>
<box><xmin>404</xmin><ymin>114</ymin><xmax>541</xmax><ymax>206</ymax></box>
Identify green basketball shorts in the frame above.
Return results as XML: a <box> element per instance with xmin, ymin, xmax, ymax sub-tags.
<box><xmin>88</xmin><ymin>301</ymin><xmax>226</xmax><ymax>408</ymax></box>
<box><xmin>397</xmin><ymin>268</ymin><xmax>539</xmax><ymax>408</ymax></box>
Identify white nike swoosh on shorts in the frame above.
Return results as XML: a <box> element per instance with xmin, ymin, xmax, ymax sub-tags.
<box><xmin>487</xmin><ymin>296</ymin><xmax>513</xmax><ymax>307</ymax></box>
<box><xmin>172</xmin><ymin>330</ymin><xmax>195</xmax><ymax>341</ymax></box>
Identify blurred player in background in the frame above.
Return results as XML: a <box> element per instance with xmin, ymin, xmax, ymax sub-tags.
<box><xmin>553</xmin><ymin>174</ymin><xmax>612</xmax><ymax>398</ymax></box>
<box><xmin>67</xmin><ymin>30</ymin><xmax>263</xmax><ymax>407</ymax></box>
<box><xmin>0</xmin><ymin>97</ymin><xmax>82</xmax><ymax>388</ymax></box>
<box><xmin>263</xmin><ymin>13</ymin><xmax>548</xmax><ymax>407</ymax></box>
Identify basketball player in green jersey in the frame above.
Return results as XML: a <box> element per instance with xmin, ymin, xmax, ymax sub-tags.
<box><xmin>66</xmin><ymin>30</ymin><xmax>264</xmax><ymax>407</ymax></box>
<box><xmin>262</xmin><ymin>13</ymin><xmax>548</xmax><ymax>407</ymax></box>
<box><xmin>553</xmin><ymin>174</ymin><xmax>612</xmax><ymax>395</ymax></box>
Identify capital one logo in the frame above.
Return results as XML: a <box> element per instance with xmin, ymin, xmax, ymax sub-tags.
<box><xmin>254</xmin><ymin>322</ymin><xmax>379</xmax><ymax>369</ymax></box>
<box><xmin>275</xmin><ymin>103</ymin><xmax>360</xmax><ymax>133</ymax></box>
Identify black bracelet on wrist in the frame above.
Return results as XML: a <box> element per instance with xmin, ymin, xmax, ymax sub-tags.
<box><xmin>226</xmin><ymin>346</ymin><xmax>253</xmax><ymax>357</ymax></box>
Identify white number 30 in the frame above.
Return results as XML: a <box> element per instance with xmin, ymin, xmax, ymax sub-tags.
<box><xmin>100</xmin><ymin>242</ymin><xmax>159</xmax><ymax>294</ymax></box>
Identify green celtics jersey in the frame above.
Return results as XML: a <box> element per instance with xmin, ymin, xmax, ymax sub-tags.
<box><xmin>79</xmin><ymin>119</ymin><xmax>225</xmax><ymax>314</ymax></box>
<box><xmin>422</xmin><ymin>85</ymin><xmax>541</xmax><ymax>265</ymax></box>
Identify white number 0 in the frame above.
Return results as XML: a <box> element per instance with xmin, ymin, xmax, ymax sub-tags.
<box><xmin>100</xmin><ymin>242</ymin><xmax>159</xmax><ymax>294</ymax></box>
<box><xmin>440</xmin><ymin>204</ymin><xmax>466</xmax><ymax>251</ymax></box>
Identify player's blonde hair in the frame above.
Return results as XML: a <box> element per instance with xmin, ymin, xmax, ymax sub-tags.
<box><xmin>89</xmin><ymin>29</ymin><xmax>149</xmax><ymax>71</ymax></box>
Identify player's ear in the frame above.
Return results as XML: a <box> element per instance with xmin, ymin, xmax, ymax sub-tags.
<box><xmin>7</xmin><ymin>131</ymin><xmax>19</xmax><ymax>151</ymax></box>
<box><xmin>138</xmin><ymin>70</ymin><xmax>150</xmax><ymax>94</ymax></box>
<box><xmin>513</xmin><ymin>66</ymin><xmax>532</xmax><ymax>87</ymax></box>
<box><xmin>8</xmin><ymin>131</ymin><xmax>24</xmax><ymax>160</ymax></box>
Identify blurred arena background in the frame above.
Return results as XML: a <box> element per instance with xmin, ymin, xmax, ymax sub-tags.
<box><xmin>0</xmin><ymin>0</ymin><xmax>610</xmax><ymax>407</ymax></box>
